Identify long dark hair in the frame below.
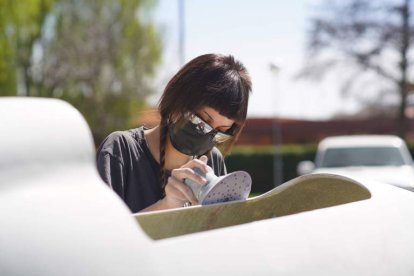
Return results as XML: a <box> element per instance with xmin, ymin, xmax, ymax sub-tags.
<box><xmin>157</xmin><ymin>53</ymin><xmax>252</xmax><ymax>192</ymax></box>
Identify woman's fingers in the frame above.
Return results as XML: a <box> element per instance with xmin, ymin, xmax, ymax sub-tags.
<box><xmin>164</xmin><ymin>156</ymin><xmax>212</xmax><ymax>208</ymax></box>
<box><xmin>181</xmin><ymin>155</ymin><xmax>209</xmax><ymax>172</ymax></box>
<box><xmin>171</xmin><ymin>167</ymin><xmax>207</xmax><ymax>186</ymax></box>
<box><xmin>165</xmin><ymin>176</ymin><xmax>198</xmax><ymax>206</ymax></box>
<box><xmin>198</xmin><ymin>155</ymin><xmax>208</xmax><ymax>164</ymax></box>
<box><xmin>171</xmin><ymin>155</ymin><xmax>211</xmax><ymax>185</ymax></box>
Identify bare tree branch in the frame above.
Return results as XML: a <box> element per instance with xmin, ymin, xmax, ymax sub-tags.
<box><xmin>301</xmin><ymin>0</ymin><xmax>414</xmax><ymax>138</ymax></box>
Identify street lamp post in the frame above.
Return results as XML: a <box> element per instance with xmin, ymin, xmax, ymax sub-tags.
<box><xmin>269</xmin><ymin>62</ymin><xmax>283</xmax><ymax>187</ymax></box>
<box><xmin>178</xmin><ymin>0</ymin><xmax>185</xmax><ymax>66</ymax></box>
<box><xmin>272</xmin><ymin>117</ymin><xmax>283</xmax><ymax>187</ymax></box>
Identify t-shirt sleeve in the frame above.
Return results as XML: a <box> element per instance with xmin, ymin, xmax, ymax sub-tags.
<box><xmin>96</xmin><ymin>132</ymin><xmax>128</xmax><ymax>200</ymax></box>
<box><xmin>97</xmin><ymin>152</ymin><xmax>126</xmax><ymax>199</ymax></box>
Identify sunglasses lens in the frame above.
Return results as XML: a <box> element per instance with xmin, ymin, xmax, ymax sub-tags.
<box><xmin>189</xmin><ymin>114</ymin><xmax>211</xmax><ymax>134</ymax></box>
<box><xmin>187</xmin><ymin>113</ymin><xmax>233</xmax><ymax>143</ymax></box>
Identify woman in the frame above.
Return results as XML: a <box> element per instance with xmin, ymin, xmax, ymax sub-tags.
<box><xmin>97</xmin><ymin>53</ymin><xmax>252</xmax><ymax>213</ymax></box>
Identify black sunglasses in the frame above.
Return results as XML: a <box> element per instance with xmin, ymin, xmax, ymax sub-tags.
<box><xmin>185</xmin><ymin>112</ymin><xmax>233</xmax><ymax>143</ymax></box>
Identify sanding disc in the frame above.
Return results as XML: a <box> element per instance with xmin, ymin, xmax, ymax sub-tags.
<box><xmin>199</xmin><ymin>171</ymin><xmax>252</xmax><ymax>205</ymax></box>
<box><xmin>185</xmin><ymin>168</ymin><xmax>252</xmax><ymax>205</ymax></box>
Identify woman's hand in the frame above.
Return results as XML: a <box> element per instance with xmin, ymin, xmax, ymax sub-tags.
<box><xmin>163</xmin><ymin>155</ymin><xmax>210</xmax><ymax>208</ymax></box>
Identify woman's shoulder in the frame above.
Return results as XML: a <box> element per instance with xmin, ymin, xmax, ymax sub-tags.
<box><xmin>98</xmin><ymin>127</ymin><xmax>145</xmax><ymax>153</ymax></box>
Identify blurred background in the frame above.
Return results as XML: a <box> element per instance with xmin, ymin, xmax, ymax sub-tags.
<box><xmin>2</xmin><ymin>0</ymin><xmax>414</xmax><ymax>193</ymax></box>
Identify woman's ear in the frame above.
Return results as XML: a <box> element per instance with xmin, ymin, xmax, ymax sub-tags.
<box><xmin>167</xmin><ymin>113</ymin><xmax>178</xmax><ymax>124</ymax></box>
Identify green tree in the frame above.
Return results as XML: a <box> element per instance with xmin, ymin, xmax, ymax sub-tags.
<box><xmin>302</xmin><ymin>0</ymin><xmax>413</xmax><ymax>139</ymax></box>
<box><xmin>36</xmin><ymin>0</ymin><xmax>162</xmax><ymax>143</ymax></box>
<box><xmin>0</xmin><ymin>0</ymin><xmax>54</xmax><ymax>96</ymax></box>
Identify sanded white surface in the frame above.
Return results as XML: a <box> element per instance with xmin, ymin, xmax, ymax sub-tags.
<box><xmin>0</xmin><ymin>98</ymin><xmax>155</xmax><ymax>276</ymax></box>
<box><xmin>2</xmin><ymin>97</ymin><xmax>414</xmax><ymax>276</ymax></box>
<box><xmin>0</xmin><ymin>98</ymin><xmax>93</xmax><ymax>171</ymax></box>
<box><xmin>152</xmin><ymin>179</ymin><xmax>414</xmax><ymax>275</ymax></box>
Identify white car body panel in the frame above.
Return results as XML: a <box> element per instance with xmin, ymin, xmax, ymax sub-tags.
<box><xmin>1</xmin><ymin>98</ymin><xmax>414</xmax><ymax>275</ymax></box>
<box><xmin>154</xmin><ymin>179</ymin><xmax>414</xmax><ymax>275</ymax></box>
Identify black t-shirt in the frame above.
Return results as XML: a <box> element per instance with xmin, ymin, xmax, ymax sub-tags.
<box><xmin>96</xmin><ymin>127</ymin><xmax>227</xmax><ymax>213</ymax></box>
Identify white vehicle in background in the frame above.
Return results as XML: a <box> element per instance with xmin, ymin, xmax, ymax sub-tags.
<box><xmin>297</xmin><ymin>135</ymin><xmax>414</xmax><ymax>191</ymax></box>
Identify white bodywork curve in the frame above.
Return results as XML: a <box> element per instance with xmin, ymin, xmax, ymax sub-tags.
<box><xmin>1</xmin><ymin>97</ymin><xmax>414</xmax><ymax>276</ymax></box>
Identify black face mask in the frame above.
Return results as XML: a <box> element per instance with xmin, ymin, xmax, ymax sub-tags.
<box><xmin>168</xmin><ymin>120</ymin><xmax>217</xmax><ymax>156</ymax></box>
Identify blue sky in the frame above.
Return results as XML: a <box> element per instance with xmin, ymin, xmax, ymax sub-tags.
<box><xmin>152</xmin><ymin>0</ymin><xmax>361</xmax><ymax>119</ymax></box>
